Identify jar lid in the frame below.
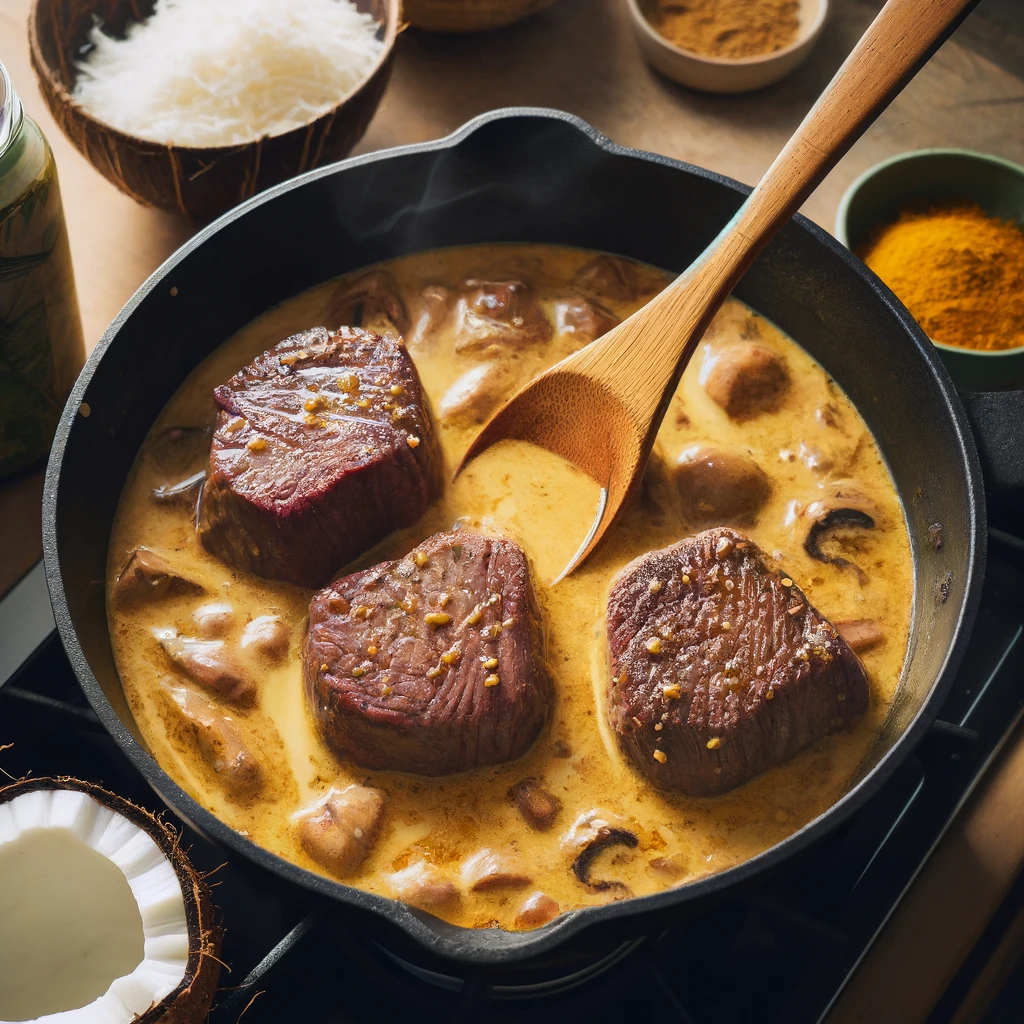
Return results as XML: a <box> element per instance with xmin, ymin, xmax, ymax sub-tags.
<box><xmin>0</xmin><ymin>60</ymin><xmax>24</xmax><ymax>159</ymax></box>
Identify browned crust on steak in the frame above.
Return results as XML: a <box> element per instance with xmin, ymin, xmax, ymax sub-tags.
<box><xmin>305</xmin><ymin>531</ymin><xmax>550</xmax><ymax>776</ymax></box>
<box><xmin>197</xmin><ymin>326</ymin><xmax>441</xmax><ymax>588</ymax></box>
<box><xmin>606</xmin><ymin>528</ymin><xmax>869</xmax><ymax>796</ymax></box>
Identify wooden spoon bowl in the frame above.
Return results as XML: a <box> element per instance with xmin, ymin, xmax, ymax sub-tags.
<box><xmin>29</xmin><ymin>0</ymin><xmax>400</xmax><ymax>219</ymax></box>
<box><xmin>459</xmin><ymin>0</ymin><xmax>978</xmax><ymax>582</ymax></box>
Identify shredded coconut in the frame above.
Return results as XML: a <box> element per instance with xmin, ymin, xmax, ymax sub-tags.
<box><xmin>73</xmin><ymin>0</ymin><xmax>385</xmax><ymax>148</ymax></box>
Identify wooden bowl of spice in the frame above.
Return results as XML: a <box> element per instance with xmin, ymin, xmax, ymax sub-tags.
<box><xmin>29</xmin><ymin>0</ymin><xmax>400</xmax><ymax>220</ymax></box>
<box><xmin>836</xmin><ymin>149</ymin><xmax>1024</xmax><ymax>390</ymax></box>
<box><xmin>626</xmin><ymin>0</ymin><xmax>828</xmax><ymax>94</ymax></box>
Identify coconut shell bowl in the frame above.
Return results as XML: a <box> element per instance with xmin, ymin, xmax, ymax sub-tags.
<box><xmin>29</xmin><ymin>0</ymin><xmax>401</xmax><ymax>220</ymax></box>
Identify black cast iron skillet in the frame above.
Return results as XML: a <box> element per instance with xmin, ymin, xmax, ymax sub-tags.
<box><xmin>43</xmin><ymin>109</ymin><xmax>1024</xmax><ymax>975</ymax></box>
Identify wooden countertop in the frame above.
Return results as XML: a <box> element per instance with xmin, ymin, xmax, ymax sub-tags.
<box><xmin>2</xmin><ymin>0</ymin><xmax>1023</xmax><ymax>1017</ymax></box>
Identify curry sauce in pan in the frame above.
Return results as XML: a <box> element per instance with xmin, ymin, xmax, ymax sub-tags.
<box><xmin>107</xmin><ymin>244</ymin><xmax>912</xmax><ymax>930</ymax></box>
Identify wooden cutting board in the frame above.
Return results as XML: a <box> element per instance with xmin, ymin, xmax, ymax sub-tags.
<box><xmin>1</xmin><ymin>0</ymin><xmax>1022</xmax><ymax>1017</ymax></box>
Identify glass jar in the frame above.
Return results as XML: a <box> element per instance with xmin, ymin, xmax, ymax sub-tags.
<box><xmin>0</xmin><ymin>59</ymin><xmax>83</xmax><ymax>477</ymax></box>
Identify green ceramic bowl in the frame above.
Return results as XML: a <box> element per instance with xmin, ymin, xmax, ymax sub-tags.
<box><xmin>835</xmin><ymin>148</ymin><xmax>1024</xmax><ymax>391</ymax></box>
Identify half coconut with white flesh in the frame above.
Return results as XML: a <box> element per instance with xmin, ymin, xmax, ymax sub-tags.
<box><xmin>0</xmin><ymin>777</ymin><xmax>221</xmax><ymax>1024</ymax></box>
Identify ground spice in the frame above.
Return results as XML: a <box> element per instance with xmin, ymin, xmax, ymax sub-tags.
<box><xmin>644</xmin><ymin>0</ymin><xmax>800</xmax><ymax>59</ymax></box>
<box><xmin>858</xmin><ymin>202</ymin><xmax>1024</xmax><ymax>352</ymax></box>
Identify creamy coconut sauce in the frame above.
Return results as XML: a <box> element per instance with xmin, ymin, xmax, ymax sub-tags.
<box><xmin>107</xmin><ymin>245</ymin><xmax>913</xmax><ymax>930</ymax></box>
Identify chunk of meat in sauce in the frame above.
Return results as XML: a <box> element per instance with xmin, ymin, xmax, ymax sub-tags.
<box><xmin>648</xmin><ymin>853</ymin><xmax>690</xmax><ymax>880</ymax></box>
<box><xmin>572</xmin><ymin>254</ymin><xmax>640</xmax><ymax>304</ymax></box>
<box><xmin>702</xmin><ymin>343</ymin><xmax>790</xmax><ymax>420</ymax></box>
<box><xmin>439</xmin><ymin>361</ymin><xmax>519</xmax><ymax>428</ymax></box>
<box><xmin>156</xmin><ymin>630</ymin><xmax>258</xmax><ymax>706</ymax></box>
<box><xmin>112</xmin><ymin>548</ymin><xmax>202</xmax><ymax>606</ymax></box>
<box><xmin>240</xmin><ymin>615</ymin><xmax>290</xmax><ymax>662</ymax></box>
<box><xmin>553</xmin><ymin>295</ymin><xmax>619</xmax><ymax>345</ymax></box>
<box><xmin>606</xmin><ymin>528</ymin><xmax>869</xmax><ymax>797</ymax></box>
<box><xmin>461</xmin><ymin>849</ymin><xmax>532</xmax><ymax>892</ymax></box>
<box><xmin>197</xmin><ymin>326</ymin><xmax>441</xmax><ymax>589</ymax></box>
<box><xmin>674</xmin><ymin>444</ymin><xmax>770</xmax><ymax>527</ymax></box>
<box><xmin>388</xmin><ymin>861</ymin><xmax>459</xmax><ymax>908</ymax></box>
<box><xmin>515</xmin><ymin>892</ymin><xmax>560</xmax><ymax>928</ymax></box>
<box><xmin>324</xmin><ymin>269</ymin><xmax>410</xmax><ymax>337</ymax></box>
<box><xmin>165</xmin><ymin>684</ymin><xmax>263</xmax><ymax>800</ymax></box>
<box><xmin>407</xmin><ymin>285</ymin><xmax>451</xmax><ymax>348</ymax></box>
<box><xmin>452</xmin><ymin>279</ymin><xmax>553</xmax><ymax>355</ymax></box>
<box><xmin>304</xmin><ymin>531</ymin><xmax>550</xmax><ymax>776</ymax></box>
<box><xmin>298</xmin><ymin>784</ymin><xmax>387</xmax><ymax>878</ymax></box>
<box><xmin>835</xmin><ymin>618</ymin><xmax>885</xmax><ymax>652</ymax></box>
<box><xmin>510</xmin><ymin>778</ymin><xmax>562</xmax><ymax>831</ymax></box>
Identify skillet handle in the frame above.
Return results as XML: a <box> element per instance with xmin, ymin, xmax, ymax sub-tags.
<box><xmin>962</xmin><ymin>390</ymin><xmax>1024</xmax><ymax>512</ymax></box>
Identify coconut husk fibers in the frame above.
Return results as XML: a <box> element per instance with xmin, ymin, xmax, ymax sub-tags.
<box><xmin>404</xmin><ymin>0</ymin><xmax>558</xmax><ymax>32</ymax></box>
<box><xmin>28</xmin><ymin>0</ymin><xmax>400</xmax><ymax>220</ymax></box>
<box><xmin>0</xmin><ymin>776</ymin><xmax>223</xmax><ymax>1023</ymax></box>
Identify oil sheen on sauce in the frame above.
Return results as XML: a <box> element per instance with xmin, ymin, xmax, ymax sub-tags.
<box><xmin>107</xmin><ymin>245</ymin><xmax>913</xmax><ymax>930</ymax></box>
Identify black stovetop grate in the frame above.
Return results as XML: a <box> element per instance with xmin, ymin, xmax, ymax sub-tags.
<box><xmin>3</xmin><ymin>531</ymin><xmax>1024</xmax><ymax>1023</ymax></box>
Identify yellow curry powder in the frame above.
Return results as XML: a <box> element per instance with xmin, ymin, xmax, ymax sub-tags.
<box><xmin>644</xmin><ymin>0</ymin><xmax>800</xmax><ymax>59</ymax></box>
<box><xmin>859</xmin><ymin>202</ymin><xmax>1024</xmax><ymax>352</ymax></box>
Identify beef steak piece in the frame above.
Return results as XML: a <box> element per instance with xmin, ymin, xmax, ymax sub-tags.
<box><xmin>305</xmin><ymin>531</ymin><xmax>550</xmax><ymax>776</ymax></box>
<box><xmin>198</xmin><ymin>326</ymin><xmax>441</xmax><ymax>588</ymax></box>
<box><xmin>607</xmin><ymin>527</ymin><xmax>868</xmax><ymax>796</ymax></box>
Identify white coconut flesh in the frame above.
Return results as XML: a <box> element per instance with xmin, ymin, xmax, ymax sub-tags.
<box><xmin>0</xmin><ymin>789</ymin><xmax>190</xmax><ymax>1024</ymax></box>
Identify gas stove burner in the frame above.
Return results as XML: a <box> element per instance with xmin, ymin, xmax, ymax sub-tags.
<box><xmin>372</xmin><ymin>936</ymin><xmax>647</xmax><ymax>999</ymax></box>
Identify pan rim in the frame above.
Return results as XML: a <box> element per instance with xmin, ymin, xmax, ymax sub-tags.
<box><xmin>42</xmin><ymin>106</ymin><xmax>986</xmax><ymax>967</ymax></box>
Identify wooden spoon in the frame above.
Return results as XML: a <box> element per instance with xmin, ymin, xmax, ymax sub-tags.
<box><xmin>457</xmin><ymin>0</ymin><xmax>977</xmax><ymax>582</ymax></box>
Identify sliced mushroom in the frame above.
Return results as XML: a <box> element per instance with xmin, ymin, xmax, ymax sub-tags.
<box><xmin>324</xmin><ymin>269</ymin><xmax>410</xmax><ymax>337</ymax></box>
<box><xmin>701</xmin><ymin>343</ymin><xmax>790</xmax><ymax>421</ymax></box>
<box><xmin>571</xmin><ymin>254</ymin><xmax>639</xmax><ymax>303</ymax></box>
<box><xmin>515</xmin><ymin>891</ymin><xmax>560</xmax><ymax>928</ymax></box>
<box><xmin>239</xmin><ymin>615</ymin><xmax>290</xmax><ymax>663</ymax></box>
<box><xmin>460</xmin><ymin>849</ymin><xmax>532</xmax><ymax>892</ymax></box>
<box><xmin>563</xmin><ymin>813</ymin><xmax>639</xmax><ymax>894</ymax></box>
<box><xmin>510</xmin><ymin>779</ymin><xmax>562</xmax><ymax>831</ymax></box>
<box><xmin>802</xmin><ymin>481</ymin><xmax>879</xmax><ymax>580</ymax></box>
<box><xmin>388</xmin><ymin>861</ymin><xmax>459</xmax><ymax>909</ymax></box>
<box><xmin>298</xmin><ymin>784</ymin><xmax>387</xmax><ymax>878</ymax></box>
<box><xmin>165</xmin><ymin>684</ymin><xmax>263</xmax><ymax>800</ymax></box>
<box><xmin>112</xmin><ymin>548</ymin><xmax>202</xmax><ymax>606</ymax></box>
<box><xmin>835</xmin><ymin>618</ymin><xmax>886</xmax><ymax>652</ymax></box>
<box><xmin>156</xmin><ymin>630</ymin><xmax>257</xmax><ymax>706</ymax></box>
<box><xmin>192</xmin><ymin>602</ymin><xmax>235</xmax><ymax>638</ymax></box>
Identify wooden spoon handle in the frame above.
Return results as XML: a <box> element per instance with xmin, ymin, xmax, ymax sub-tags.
<box><xmin>730</xmin><ymin>0</ymin><xmax>978</xmax><ymax>254</ymax></box>
<box><xmin>637</xmin><ymin>0</ymin><xmax>979</xmax><ymax>378</ymax></box>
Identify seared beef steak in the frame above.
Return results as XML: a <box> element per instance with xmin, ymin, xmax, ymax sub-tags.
<box><xmin>198</xmin><ymin>327</ymin><xmax>441</xmax><ymax>588</ymax></box>
<box><xmin>607</xmin><ymin>527</ymin><xmax>868</xmax><ymax>796</ymax></box>
<box><xmin>305</xmin><ymin>531</ymin><xmax>550</xmax><ymax>776</ymax></box>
